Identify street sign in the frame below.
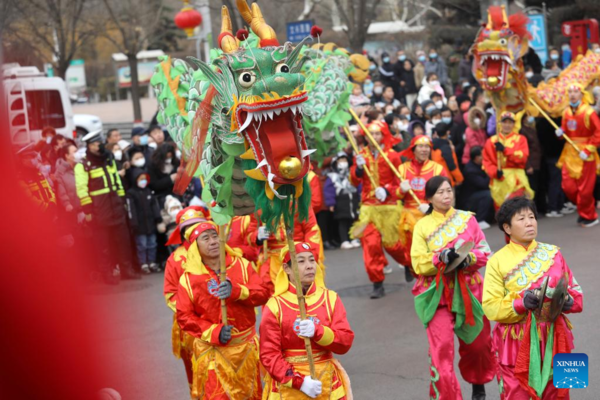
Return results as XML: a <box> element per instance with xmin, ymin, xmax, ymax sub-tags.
<box><xmin>527</xmin><ymin>14</ymin><xmax>548</xmax><ymax>65</ymax></box>
<box><xmin>287</xmin><ymin>20</ymin><xmax>313</xmax><ymax>43</ymax></box>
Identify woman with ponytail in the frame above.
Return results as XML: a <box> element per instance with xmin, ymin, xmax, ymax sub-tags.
<box><xmin>410</xmin><ymin>176</ymin><xmax>497</xmax><ymax>400</ymax></box>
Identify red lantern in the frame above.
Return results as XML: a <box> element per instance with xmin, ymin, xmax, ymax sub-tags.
<box><xmin>174</xmin><ymin>1</ymin><xmax>202</xmax><ymax>37</ymax></box>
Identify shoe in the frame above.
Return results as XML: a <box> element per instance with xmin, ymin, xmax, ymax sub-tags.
<box><xmin>340</xmin><ymin>241</ymin><xmax>353</xmax><ymax>249</ymax></box>
<box><xmin>141</xmin><ymin>264</ymin><xmax>151</xmax><ymax>274</ymax></box>
<box><xmin>580</xmin><ymin>218</ymin><xmax>599</xmax><ymax>228</ymax></box>
<box><xmin>478</xmin><ymin>221</ymin><xmax>491</xmax><ymax>230</ymax></box>
<box><xmin>370</xmin><ymin>282</ymin><xmax>385</xmax><ymax>299</ymax></box>
<box><xmin>405</xmin><ymin>267</ymin><xmax>414</xmax><ymax>283</ymax></box>
<box><xmin>351</xmin><ymin>239</ymin><xmax>361</xmax><ymax>248</ymax></box>
<box><xmin>323</xmin><ymin>241</ymin><xmax>336</xmax><ymax>250</ymax></box>
<box><xmin>383</xmin><ymin>265</ymin><xmax>393</xmax><ymax>274</ymax></box>
<box><xmin>472</xmin><ymin>384</ymin><xmax>485</xmax><ymax>400</ymax></box>
<box><xmin>149</xmin><ymin>262</ymin><xmax>161</xmax><ymax>272</ymax></box>
<box><xmin>561</xmin><ymin>202</ymin><xmax>576</xmax><ymax>214</ymax></box>
<box><xmin>545</xmin><ymin>211</ymin><xmax>564</xmax><ymax>218</ymax></box>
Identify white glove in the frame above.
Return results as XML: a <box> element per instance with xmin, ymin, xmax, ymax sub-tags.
<box><xmin>257</xmin><ymin>226</ymin><xmax>270</xmax><ymax>241</ymax></box>
<box><xmin>400</xmin><ymin>180</ymin><xmax>411</xmax><ymax>193</ymax></box>
<box><xmin>375</xmin><ymin>187</ymin><xmax>387</xmax><ymax>202</ymax></box>
<box><xmin>77</xmin><ymin>212</ymin><xmax>86</xmax><ymax>224</ymax></box>
<box><xmin>300</xmin><ymin>376</ymin><xmax>322</xmax><ymax>398</ymax></box>
<box><xmin>555</xmin><ymin>128</ymin><xmax>564</xmax><ymax>138</ymax></box>
<box><xmin>579</xmin><ymin>150</ymin><xmax>589</xmax><ymax>160</ymax></box>
<box><xmin>418</xmin><ymin>203</ymin><xmax>430</xmax><ymax>215</ymax></box>
<box><xmin>298</xmin><ymin>319</ymin><xmax>316</xmax><ymax>338</ymax></box>
<box><xmin>355</xmin><ymin>155</ymin><xmax>366</xmax><ymax>168</ymax></box>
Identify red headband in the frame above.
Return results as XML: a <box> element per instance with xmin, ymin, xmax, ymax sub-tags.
<box><xmin>186</xmin><ymin>221</ymin><xmax>219</xmax><ymax>244</ymax></box>
<box><xmin>282</xmin><ymin>242</ymin><xmax>319</xmax><ymax>265</ymax></box>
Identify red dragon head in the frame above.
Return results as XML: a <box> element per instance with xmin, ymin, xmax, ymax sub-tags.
<box><xmin>472</xmin><ymin>6</ymin><xmax>530</xmax><ymax>92</ymax></box>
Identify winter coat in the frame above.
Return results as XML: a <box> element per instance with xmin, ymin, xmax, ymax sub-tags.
<box><xmin>126</xmin><ymin>168</ymin><xmax>162</xmax><ymax>236</ymax></box>
<box><xmin>424</xmin><ymin>59</ymin><xmax>449</xmax><ymax>86</ymax></box>
<box><xmin>148</xmin><ymin>157</ymin><xmax>181</xmax><ymax>207</ymax></box>
<box><xmin>462</xmin><ymin>112</ymin><xmax>489</xmax><ymax>165</ymax></box>
<box><xmin>323</xmin><ymin>158</ymin><xmax>359</xmax><ymax>221</ymax></box>
<box><xmin>417</xmin><ymin>77</ymin><xmax>446</xmax><ymax>105</ymax></box>
<box><xmin>520</xmin><ymin>125</ymin><xmax>542</xmax><ymax>171</ymax></box>
<box><xmin>55</xmin><ymin>158</ymin><xmax>80</xmax><ymax>212</ymax></box>
<box><xmin>460</xmin><ymin>161</ymin><xmax>490</xmax><ymax>206</ymax></box>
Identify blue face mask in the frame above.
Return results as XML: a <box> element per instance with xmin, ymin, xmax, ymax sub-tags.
<box><xmin>418</xmin><ymin>55</ymin><xmax>426</xmax><ymax>62</ymax></box>
<box><xmin>426</xmin><ymin>107</ymin><xmax>435</xmax><ymax>115</ymax></box>
<box><xmin>369</xmin><ymin>64</ymin><xmax>376</xmax><ymax>71</ymax></box>
<box><xmin>139</xmin><ymin>135</ymin><xmax>149</xmax><ymax>145</ymax></box>
<box><xmin>429</xmin><ymin>53</ymin><xmax>438</xmax><ymax>59</ymax></box>
<box><xmin>406</xmin><ymin>114</ymin><xmax>411</xmax><ymax>121</ymax></box>
<box><xmin>570</xmin><ymin>100</ymin><xmax>581</xmax><ymax>108</ymax></box>
<box><xmin>398</xmin><ymin>55</ymin><xmax>406</xmax><ymax>61</ymax></box>
<box><xmin>442</xmin><ymin>117</ymin><xmax>452</xmax><ymax>124</ymax></box>
<box><xmin>550</xmin><ymin>53</ymin><xmax>559</xmax><ymax>60</ymax></box>
<box><xmin>527</xmin><ymin>116</ymin><xmax>535</xmax><ymax>124</ymax></box>
<box><xmin>383</xmin><ymin>57</ymin><xmax>390</xmax><ymax>63</ymax></box>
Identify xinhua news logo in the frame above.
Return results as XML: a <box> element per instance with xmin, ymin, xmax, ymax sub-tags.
<box><xmin>553</xmin><ymin>353</ymin><xmax>588</xmax><ymax>389</ymax></box>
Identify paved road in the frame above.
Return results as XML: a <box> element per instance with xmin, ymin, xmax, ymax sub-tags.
<box><xmin>93</xmin><ymin>212</ymin><xmax>597</xmax><ymax>399</ymax></box>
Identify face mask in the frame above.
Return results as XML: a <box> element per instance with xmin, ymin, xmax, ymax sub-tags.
<box><xmin>113</xmin><ymin>150</ymin><xmax>123</xmax><ymax>161</ymax></box>
<box><xmin>398</xmin><ymin>55</ymin><xmax>406</xmax><ymax>61</ymax></box>
<box><xmin>550</xmin><ymin>53</ymin><xmax>559</xmax><ymax>60</ymax></box>
<box><xmin>429</xmin><ymin>53</ymin><xmax>437</xmax><ymax>59</ymax></box>
<box><xmin>176</xmin><ymin>150</ymin><xmax>182</xmax><ymax>159</ymax></box>
<box><xmin>148</xmin><ymin>142</ymin><xmax>157</xmax><ymax>149</ymax></box>
<box><xmin>426</xmin><ymin>106</ymin><xmax>435</xmax><ymax>115</ymax></box>
<box><xmin>432</xmin><ymin>119</ymin><xmax>441</xmax><ymax>125</ymax></box>
<box><xmin>46</xmin><ymin>136</ymin><xmax>52</xmax><ymax>144</ymax></box>
<box><xmin>337</xmin><ymin>162</ymin><xmax>348</xmax><ymax>170</ymax></box>
<box><xmin>137</xmin><ymin>179</ymin><xmax>148</xmax><ymax>189</ymax></box>
<box><xmin>405</xmin><ymin>114</ymin><xmax>411</xmax><ymax>121</ymax></box>
<box><xmin>398</xmin><ymin>122</ymin><xmax>408</xmax><ymax>131</ymax></box>
<box><xmin>570</xmin><ymin>100</ymin><xmax>581</xmax><ymax>108</ymax></box>
<box><xmin>74</xmin><ymin>152</ymin><xmax>83</xmax><ymax>163</ymax></box>
<box><xmin>442</xmin><ymin>117</ymin><xmax>452</xmax><ymax>124</ymax></box>
<box><xmin>139</xmin><ymin>135</ymin><xmax>149</xmax><ymax>146</ymax></box>
<box><xmin>373</xmin><ymin>87</ymin><xmax>383</xmax><ymax>95</ymax></box>
<box><xmin>462</xmin><ymin>82</ymin><xmax>470</xmax><ymax>88</ymax></box>
<box><xmin>525</xmin><ymin>71</ymin><xmax>534</xmax><ymax>78</ymax></box>
<box><xmin>429</xmin><ymin>80</ymin><xmax>440</xmax><ymax>86</ymax></box>
<box><xmin>165</xmin><ymin>158</ymin><xmax>172</xmax><ymax>164</ymax></box>
<box><xmin>473</xmin><ymin>117</ymin><xmax>481</xmax><ymax>126</ymax></box>
<box><xmin>168</xmin><ymin>207</ymin><xmax>182</xmax><ymax>220</ymax></box>
<box><xmin>369</xmin><ymin>64</ymin><xmax>376</xmax><ymax>71</ymax></box>
<box><xmin>527</xmin><ymin>116</ymin><xmax>535</xmax><ymax>124</ymax></box>
<box><xmin>382</xmin><ymin>57</ymin><xmax>390</xmax><ymax>63</ymax></box>
<box><xmin>418</xmin><ymin>55</ymin><xmax>426</xmax><ymax>62</ymax></box>
<box><xmin>596</xmin><ymin>48</ymin><xmax>600</xmax><ymax>54</ymax></box>
<box><xmin>434</xmin><ymin>100</ymin><xmax>443</xmax><ymax>109</ymax></box>
<box><xmin>133</xmin><ymin>158</ymin><xmax>146</xmax><ymax>168</ymax></box>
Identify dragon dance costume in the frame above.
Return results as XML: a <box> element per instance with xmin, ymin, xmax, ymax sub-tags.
<box><xmin>558</xmin><ymin>86</ymin><xmax>600</xmax><ymax>223</ymax></box>
<box><xmin>483</xmin><ymin>241</ymin><xmax>583</xmax><ymax>399</ymax></box>
<box><xmin>412</xmin><ymin>208</ymin><xmax>496</xmax><ymax>399</ymax></box>
<box><xmin>176</xmin><ymin>221</ymin><xmax>269</xmax><ymax>399</ymax></box>
<box><xmin>260</xmin><ymin>243</ymin><xmax>354</xmax><ymax>399</ymax></box>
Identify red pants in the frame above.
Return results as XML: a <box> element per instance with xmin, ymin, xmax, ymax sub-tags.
<box><xmin>497</xmin><ymin>364</ymin><xmax>569</xmax><ymax>400</ymax></box>
<box><xmin>360</xmin><ymin>223</ymin><xmax>409</xmax><ymax>283</ymax></box>
<box><xmin>427</xmin><ymin>307</ymin><xmax>496</xmax><ymax>399</ymax></box>
<box><xmin>562</xmin><ymin>161</ymin><xmax>598</xmax><ymax>221</ymax></box>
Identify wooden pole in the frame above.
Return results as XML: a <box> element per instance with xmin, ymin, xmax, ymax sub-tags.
<box><xmin>348</xmin><ymin>108</ymin><xmax>422</xmax><ymax>205</ymax></box>
<box><xmin>343</xmin><ymin>125</ymin><xmax>377</xmax><ymax>189</ymax></box>
<box><xmin>528</xmin><ymin>98</ymin><xmax>581</xmax><ymax>152</ymax></box>
<box><xmin>284</xmin><ymin>223</ymin><xmax>317</xmax><ymax>379</ymax></box>
<box><xmin>218</xmin><ymin>220</ymin><xmax>233</xmax><ymax>325</ymax></box>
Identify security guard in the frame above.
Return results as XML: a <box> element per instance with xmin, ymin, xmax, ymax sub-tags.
<box><xmin>75</xmin><ymin>130</ymin><xmax>140</xmax><ymax>284</ymax></box>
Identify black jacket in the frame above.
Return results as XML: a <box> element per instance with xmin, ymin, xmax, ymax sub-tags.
<box><xmin>148</xmin><ymin>158</ymin><xmax>180</xmax><ymax>207</ymax></box>
<box><xmin>126</xmin><ymin>168</ymin><xmax>162</xmax><ymax>235</ymax></box>
<box><xmin>461</xmin><ymin>161</ymin><xmax>490</xmax><ymax>203</ymax></box>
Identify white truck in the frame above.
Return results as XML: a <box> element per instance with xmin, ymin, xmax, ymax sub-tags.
<box><xmin>3</xmin><ymin>64</ymin><xmax>76</xmax><ymax>146</ymax></box>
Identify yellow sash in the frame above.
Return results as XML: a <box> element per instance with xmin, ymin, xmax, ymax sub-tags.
<box><xmin>425</xmin><ymin>210</ymin><xmax>471</xmax><ymax>251</ymax></box>
<box><xmin>503</xmin><ymin>242</ymin><xmax>559</xmax><ymax>292</ymax></box>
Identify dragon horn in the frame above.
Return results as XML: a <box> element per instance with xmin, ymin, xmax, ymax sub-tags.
<box><xmin>219</xmin><ymin>6</ymin><xmax>239</xmax><ymax>54</ymax></box>
<box><xmin>250</xmin><ymin>2</ymin><xmax>279</xmax><ymax>47</ymax></box>
<box><xmin>236</xmin><ymin>0</ymin><xmax>252</xmax><ymax>25</ymax></box>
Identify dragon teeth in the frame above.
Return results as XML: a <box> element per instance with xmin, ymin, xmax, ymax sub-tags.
<box><xmin>255</xmin><ymin>159</ymin><xmax>268</xmax><ymax>169</ymax></box>
<box><xmin>274</xmin><ymin>109</ymin><xmax>282</xmax><ymax>116</ymax></box>
<box><xmin>301</xmin><ymin>149</ymin><xmax>317</xmax><ymax>158</ymax></box>
<box><xmin>267</xmin><ymin>110</ymin><xmax>274</xmax><ymax>120</ymax></box>
<box><xmin>239</xmin><ymin>113</ymin><xmax>253</xmax><ymax>132</ymax></box>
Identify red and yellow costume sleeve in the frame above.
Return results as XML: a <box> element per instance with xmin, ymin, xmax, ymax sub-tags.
<box><xmin>163</xmin><ymin>245</ymin><xmax>188</xmax><ymax>312</ymax></box>
<box><xmin>228</xmin><ymin>215</ymin><xmax>259</xmax><ymax>263</ymax></box>
<box><xmin>350</xmin><ymin>147</ymin><xmax>401</xmax><ymax>206</ymax></box>
<box><xmin>482</xmin><ymin>133</ymin><xmax>529</xmax><ymax>179</ymax></box>
<box><xmin>395</xmin><ymin>159</ymin><xmax>447</xmax><ymax>209</ymax></box>
<box><xmin>561</xmin><ymin>103</ymin><xmax>600</xmax><ymax>156</ymax></box>
<box><xmin>307</xmin><ymin>170</ymin><xmax>323</xmax><ymax>214</ymax></box>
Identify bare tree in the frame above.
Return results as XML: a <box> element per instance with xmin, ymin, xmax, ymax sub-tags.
<box><xmin>331</xmin><ymin>0</ymin><xmax>384</xmax><ymax>52</ymax></box>
<box><xmin>102</xmin><ymin>0</ymin><xmax>166</xmax><ymax>122</ymax></box>
<box><xmin>3</xmin><ymin>0</ymin><xmax>96</xmax><ymax>78</ymax></box>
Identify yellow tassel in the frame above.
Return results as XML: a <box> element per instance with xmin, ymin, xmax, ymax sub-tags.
<box><xmin>351</xmin><ymin>205</ymin><xmax>403</xmax><ymax>247</ymax></box>
<box><xmin>171</xmin><ymin>316</ymin><xmax>182</xmax><ymax>359</ymax></box>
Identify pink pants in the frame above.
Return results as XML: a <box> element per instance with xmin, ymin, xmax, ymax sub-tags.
<box><xmin>497</xmin><ymin>363</ymin><xmax>569</xmax><ymax>400</ymax></box>
<box><xmin>427</xmin><ymin>307</ymin><xmax>497</xmax><ymax>399</ymax></box>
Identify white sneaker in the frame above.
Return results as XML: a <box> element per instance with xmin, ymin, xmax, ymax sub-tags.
<box><xmin>340</xmin><ymin>241</ymin><xmax>353</xmax><ymax>249</ymax></box>
<box><xmin>561</xmin><ymin>202</ymin><xmax>577</xmax><ymax>214</ymax></box>
<box><xmin>478</xmin><ymin>221</ymin><xmax>491</xmax><ymax>230</ymax></box>
<box><xmin>545</xmin><ymin>211</ymin><xmax>564</xmax><ymax>218</ymax></box>
<box><xmin>141</xmin><ymin>264</ymin><xmax>151</xmax><ymax>274</ymax></box>
<box><xmin>396</xmin><ymin>264</ymin><xmax>405</xmax><ymax>270</ymax></box>
<box><xmin>351</xmin><ymin>239</ymin><xmax>361</xmax><ymax>248</ymax></box>
<box><xmin>580</xmin><ymin>218</ymin><xmax>599</xmax><ymax>228</ymax></box>
<box><xmin>383</xmin><ymin>265</ymin><xmax>393</xmax><ymax>274</ymax></box>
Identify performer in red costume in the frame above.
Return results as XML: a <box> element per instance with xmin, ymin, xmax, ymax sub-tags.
<box><xmin>176</xmin><ymin>221</ymin><xmax>269</xmax><ymax>399</ymax></box>
<box><xmin>349</xmin><ymin>121</ymin><xmax>406</xmax><ymax>298</ymax></box>
<box><xmin>260</xmin><ymin>242</ymin><xmax>354</xmax><ymax>399</ymax></box>
<box><xmin>163</xmin><ymin>206</ymin><xmax>210</xmax><ymax>395</ymax></box>
<box><xmin>556</xmin><ymin>83</ymin><xmax>600</xmax><ymax>227</ymax></box>
<box><xmin>396</xmin><ymin>135</ymin><xmax>447</xmax><ymax>276</ymax></box>
<box><xmin>227</xmin><ymin>214</ymin><xmax>260</xmax><ymax>263</ymax></box>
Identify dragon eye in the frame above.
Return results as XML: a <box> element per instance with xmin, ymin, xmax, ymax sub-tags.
<box><xmin>238</xmin><ymin>72</ymin><xmax>256</xmax><ymax>88</ymax></box>
<box><xmin>498</xmin><ymin>38</ymin><xmax>507</xmax><ymax>45</ymax></box>
<box><xmin>276</xmin><ymin>63</ymin><xmax>290</xmax><ymax>73</ymax></box>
